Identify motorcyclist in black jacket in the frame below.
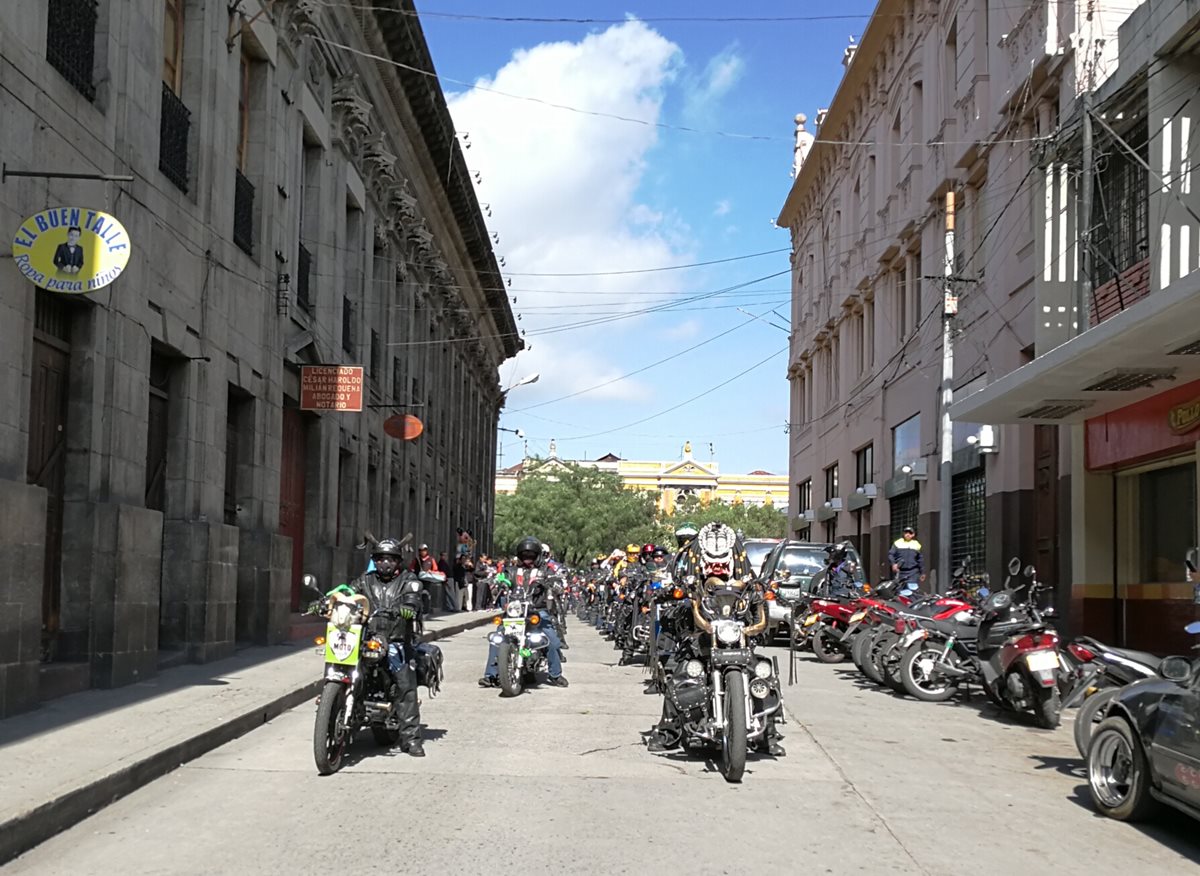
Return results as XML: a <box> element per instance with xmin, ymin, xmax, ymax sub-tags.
<box><xmin>351</xmin><ymin>538</ymin><xmax>427</xmax><ymax>757</ymax></box>
<box><xmin>478</xmin><ymin>535</ymin><xmax>569</xmax><ymax>688</ymax></box>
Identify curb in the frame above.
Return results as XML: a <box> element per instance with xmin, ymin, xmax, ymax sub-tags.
<box><xmin>0</xmin><ymin>612</ymin><xmax>498</xmax><ymax>866</ymax></box>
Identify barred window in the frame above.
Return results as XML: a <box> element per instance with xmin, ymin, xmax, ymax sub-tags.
<box><xmin>1091</xmin><ymin>121</ymin><xmax>1149</xmax><ymax>287</ymax></box>
<box><xmin>47</xmin><ymin>0</ymin><xmax>98</xmax><ymax>101</ymax></box>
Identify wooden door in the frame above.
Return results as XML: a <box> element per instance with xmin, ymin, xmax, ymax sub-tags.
<box><xmin>28</xmin><ymin>336</ymin><xmax>70</xmax><ymax>654</ymax></box>
<box><xmin>279</xmin><ymin>408</ymin><xmax>307</xmax><ymax>610</ymax></box>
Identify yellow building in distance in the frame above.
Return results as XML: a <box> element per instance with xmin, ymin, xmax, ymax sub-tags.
<box><xmin>496</xmin><ymin>440</ymin><xmax>789</xmax><ymax>515</ymax></box>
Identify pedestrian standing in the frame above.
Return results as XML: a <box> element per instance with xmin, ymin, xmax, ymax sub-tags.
<box><xmin>454</xmin><ymin>529</ymin><xmax>476</xmax><ymax>611</ymax></box>
<box><xmin>887</xmin><ymin>526</ymin><xmax>926</xmax><ymax>591</ymax></box>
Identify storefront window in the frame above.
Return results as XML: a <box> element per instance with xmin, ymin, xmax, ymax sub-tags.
<box><xmin>1137</xmin><ymin>464</ymin><xmax>1197</xmax><ymax>583</ymax></box>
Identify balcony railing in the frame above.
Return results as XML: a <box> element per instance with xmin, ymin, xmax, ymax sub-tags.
<box><xmin>47</xmin><ymin>0</ymin><xmax>97</xmax><ymax>101</ymax></box>
<box><xmin>296</xmin><ymin>243</ymin><xmax>313</xmax><ymax>313</ymax></box>
<box><xmin>159</xmin><ymin>82</ymin><xmax>191</xmax><ymax>192</ymax></box>
<box><xmin>233</xmin><ymin>169</ymin><xmax>254</xmax><ymax>254</ymax></box>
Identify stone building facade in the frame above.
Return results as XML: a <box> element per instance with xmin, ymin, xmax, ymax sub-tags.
<box><xmin>0</xmin><ymin>0</ymin><xmax>518</xmax><ymax>716</ymax></box>
<box><xmin>955</xmin><ymin>0</ymin><xmax>1200</xmax><ymax>654</ymax></box>
<box><xmin>777</xmin><ymin>0</ymin><xmax>1131</xmax><ymax>591</ymax></box>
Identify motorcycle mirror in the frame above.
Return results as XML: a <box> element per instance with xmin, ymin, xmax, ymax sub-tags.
<box><xmin>952</xmin><ymin>565</ymin><xmax>966</xmax><ymax>578</ymax></box>
<box><xmin>1186</xmin><ymin>547</ymin><xmax>1199</xmax><ymax>574</ymax></box>
<box><xmin>300</xmin><ymin>573</ymin><xmax>322</xmax><ymax>601</ymax></box>
<box><xmin>1159</xmin><ymin>655</ymin><xmax>1193</xmax><ymax>683</ymax></box>
<box><xmin>1024</xmin><ymin>564</ymin><xmax>1036</xmax><ymax>579</ymax></box>
<box><xmin>1007</xmin><ymin>557</ymin><xmax>1021</xmax><ymax>576</ymax></box>
<box><xmin>977</xmin><ymin>587</ymin><xmax>991</xmax><ymax>597</ymax></box>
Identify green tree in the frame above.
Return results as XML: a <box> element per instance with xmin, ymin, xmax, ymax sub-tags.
<box><xmin>659</xmin><ymin>494</ymin><xmax>788</xmax><ymax>542</ymax></box>
<box><xmin>494</xmin><ymin>462</ymin><xmax>660</xmax><ymax>564</ymax></box>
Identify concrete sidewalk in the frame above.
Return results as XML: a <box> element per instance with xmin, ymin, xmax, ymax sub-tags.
<box><xmin>0</xmin><ymin>610</ymin><xmax>497</xmax><ymax>865</ymax></box>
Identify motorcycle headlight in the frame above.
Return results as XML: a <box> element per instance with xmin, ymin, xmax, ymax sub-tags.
<box><xmin>749</xmin><ymin>679</ymin><xmax>771</xmax><ymax>699</ymax></box>
<box><xmin>684</xmin><ymin>659</ymin><xmax>704</xmax><ymax>678</ymax></box>
<box><xmin>754</xmin><ymin>660</ymin><xmax>773</xmax><ymax>680</ymax></box>
<box><xmin>331</xmin><ymin>603</ymin><xmax>354</xmax><ymax>630</ymax></box>
<box><xmin>714</xmin><ymin>620</ymin><xmax>743</xmax><ymax>645</ymax></box>
<box><xmin>506</xmin><ymin>602</ymin><xmax>523</xmax><ymax>618</ymax></box>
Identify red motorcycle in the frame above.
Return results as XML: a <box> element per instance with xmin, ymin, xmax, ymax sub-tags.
<box><xmin>897</xmin><ymin>558</ymin><xmax>1064</xmax><ymax>727</ymax></box>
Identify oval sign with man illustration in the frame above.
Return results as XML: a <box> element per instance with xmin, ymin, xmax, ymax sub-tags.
<box><xmin>12</xmin><ymin>207</ymin><xmax>131</xmax><ymax>294</ymax></box>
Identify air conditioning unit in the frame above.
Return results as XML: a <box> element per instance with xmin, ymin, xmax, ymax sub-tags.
<box><xmin>856</xmin><ymin>484</ymin><xmax>877</xmax><ymax>498</ymax></box>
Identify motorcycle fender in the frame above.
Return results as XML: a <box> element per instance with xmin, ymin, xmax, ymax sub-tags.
<box><xmin>899</xmin><ymin>629</ymin><xmax>926</xmax><ymax>649</ymax></box>
<box><xmin>839</xmin><ymin>621</ymin><xmax>861</xmax><ymax>642</ymax></box>
<box><xmin>324</xmin><ymin>666</ymin><xmax>350</xmax><ymax>683</ymax></box>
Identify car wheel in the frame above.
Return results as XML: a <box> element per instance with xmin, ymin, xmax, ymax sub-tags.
<box><xmin>1087</xmin><ymin>716</ymin><xmax>1160</xmax><ymax>822</ymax></box>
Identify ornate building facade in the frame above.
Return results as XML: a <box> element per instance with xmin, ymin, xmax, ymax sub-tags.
<box><xmin>496</xmin><ymin>441</ymin><xmax>788</xmax><ymax>514</ymax></box>
<box><xmin>779</xmin><ymin>0</ymin><xmax>1130</xmax><ymax>589</ymax></box>
<box><xmin>0</xmin><ymin>0</ymin><xmax>518</xmax><ymax>715</ymax></box>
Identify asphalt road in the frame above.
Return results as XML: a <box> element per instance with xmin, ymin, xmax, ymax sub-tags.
<box><xmin>7</xmin><ymin>621</ymin><xmax>1199</xmax><ymax>876</ymax></box>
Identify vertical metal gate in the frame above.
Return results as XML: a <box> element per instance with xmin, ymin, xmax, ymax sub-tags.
<box><xmin>951</xmin><ymin>470</ymin><xmax>987</xmax><ymax>574</ymax></box>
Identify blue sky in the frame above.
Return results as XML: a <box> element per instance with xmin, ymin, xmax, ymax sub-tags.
<box><xmin>420</xmin><ymin>2</ymin><xmax>878</xmax><ymax>474</ymax></box>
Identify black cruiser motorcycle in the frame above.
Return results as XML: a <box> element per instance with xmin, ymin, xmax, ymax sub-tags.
<box><xmin>657</xmin><ymin>579</ymin><xmax>783</xmax><ymax>782</ymax></box>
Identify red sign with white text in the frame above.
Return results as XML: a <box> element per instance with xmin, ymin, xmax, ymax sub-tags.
<box><xmin>300</xmin><ymin>366</ymin><xmax>364</xmax><ymax>412</ymax></box>
<box><xmin>1085</xmin><ymin>379</ymin><xmax>1200</xmax><ymax>470</ymax></box>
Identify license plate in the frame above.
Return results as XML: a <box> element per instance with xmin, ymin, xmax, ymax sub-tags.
<box><xmin>803</xmin><ymin>614</ymin><xmax>819</xmax><ymax>627</ymax></box>
<box><xmin>1026</xmin><ymin>650</ymin><xmax>1058</xmax><ymax>672</ymax></box>
<box><xmin>849</xmin><ymin>610</ymin><xmax>867</xmax><ymax>623</ymax></box>
<box><xmin>504</xmin><ymin>620</ymin><xmax>526</xmax><ymax>637</ymax></box>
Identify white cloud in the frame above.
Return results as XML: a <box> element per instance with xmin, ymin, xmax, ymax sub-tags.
<box><xmin>713</xmin><ymin>198</ymin><xmax>732</xmax><ymax>216</ymax></box>
<box><xmin>446</xmin><ymin>20</ymin><xmax>695</xmax><ymax>400</ymax></box>
<box><xmin>663</xmin><ymin>318</ymin><xmax>702</xmax><ymax>340</ymax></box>
<box><xmin>684</xmin><ymin>45</ymin><xmax>745</xmax><ymax>119</ymax></box>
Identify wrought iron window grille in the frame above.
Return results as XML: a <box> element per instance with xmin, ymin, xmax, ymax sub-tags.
<box><xmin>233</xmin><ymin>169</ymin><xmax>254</xmax><ymax>254</ymax></box>
<box><xmin>159</xmin><ymin>82</ymin><xmax>191</xmax><ymax>192</ymax></box>
<box><xmin>47</xmin><ymin>0</ymin><xmax>98</xmax><ymax>101</ymax></box>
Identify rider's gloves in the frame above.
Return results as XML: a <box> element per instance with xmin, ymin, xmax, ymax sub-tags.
<box><xmin>398</xmin><ymin>606</ymin><xmax>417</xmax><ymax>620</ymax></box>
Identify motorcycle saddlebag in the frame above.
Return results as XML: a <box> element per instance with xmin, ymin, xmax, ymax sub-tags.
<box><xmin>667</xmin><ymin>677</ymin><xmax>708</xmax><ymax>717</ymax></box>
<box><xmin>414</xmin><ymin>643</ymin><xmax>444</xmax><ymax>696</ymax></box>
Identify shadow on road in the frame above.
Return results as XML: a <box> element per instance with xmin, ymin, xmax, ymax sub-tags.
<box><xmin>1062</xmin><ymin>783</ymin><xmax>1200</xmax><ymax>863</ymax></box>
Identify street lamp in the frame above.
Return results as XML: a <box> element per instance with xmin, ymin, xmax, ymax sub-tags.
<box><xmin>496</xmin><ymin>426</ymin><xmax>524</xmax><ymax>468</ymax></box>
<box><xmin>502</xmin><ymin>373</ymin><xmax>539</xmax><ymax>393</ymax></box>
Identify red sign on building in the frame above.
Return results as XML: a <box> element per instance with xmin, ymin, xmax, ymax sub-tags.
<box><xmin>300</xmin><ymin>366</ymin><xmax>364</xmax><ymax>412</ymax></box>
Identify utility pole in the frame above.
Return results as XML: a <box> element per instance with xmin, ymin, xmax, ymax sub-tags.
<box><xmin>938</xmin><ymin>190</ymin><xmax>957</xmax><ymax>594</ymax></box>
<box><xmin>1078</xmin><ymin>29</ymin><xmax>1095</xmax><ymax>336</ymax></box>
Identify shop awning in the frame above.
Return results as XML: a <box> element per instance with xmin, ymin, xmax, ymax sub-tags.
<box><xmin>952</xmin><ymin>268</ymin><xmax>1200</xmax><ymax>425</ymax></box>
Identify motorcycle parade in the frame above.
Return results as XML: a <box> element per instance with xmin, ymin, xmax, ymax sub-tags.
<box><xmin>8</xmin><ymin>0</ymin><xmax>1200</xmax><ymax>871</ymax></box>
<box><xmin>294</xmin><ymin>518</ymin><xmax>1200</xmax><ymax>825</ymax></box>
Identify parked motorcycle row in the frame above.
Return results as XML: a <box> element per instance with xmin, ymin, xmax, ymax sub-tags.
<box><xmin>773</xmin><ymin>545</ymin><xmax>1200</xmax><ymax>828</ymax></box>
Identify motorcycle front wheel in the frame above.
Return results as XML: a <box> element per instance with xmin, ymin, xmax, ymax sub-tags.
<box><xmin>314</xmin><ymin>681</ymin><xmax>349</xmax><ymax>775</ymax></box>
<box><xmin>498</xmin><ymin>640</ymin><xmax>524</xmax><ymax>697</ymax></box>
<box><xmin>811</xmin><ymin>627</ymin><xmax>846</xmax><ymax>664</ymax></box>
<box><xmin>899</xmin><ymin>642</ymin><xmax>959</xmax><ymax>702</ymax></box>
<box><xmin>721</xmin><ymin>670</ymin><xmax>748</xmax><ymax>783</ymax></box>
<box><xmin>851</xmin><ymin>627</ymin><xmax>874</xmax><ymax>673</ymax></box>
